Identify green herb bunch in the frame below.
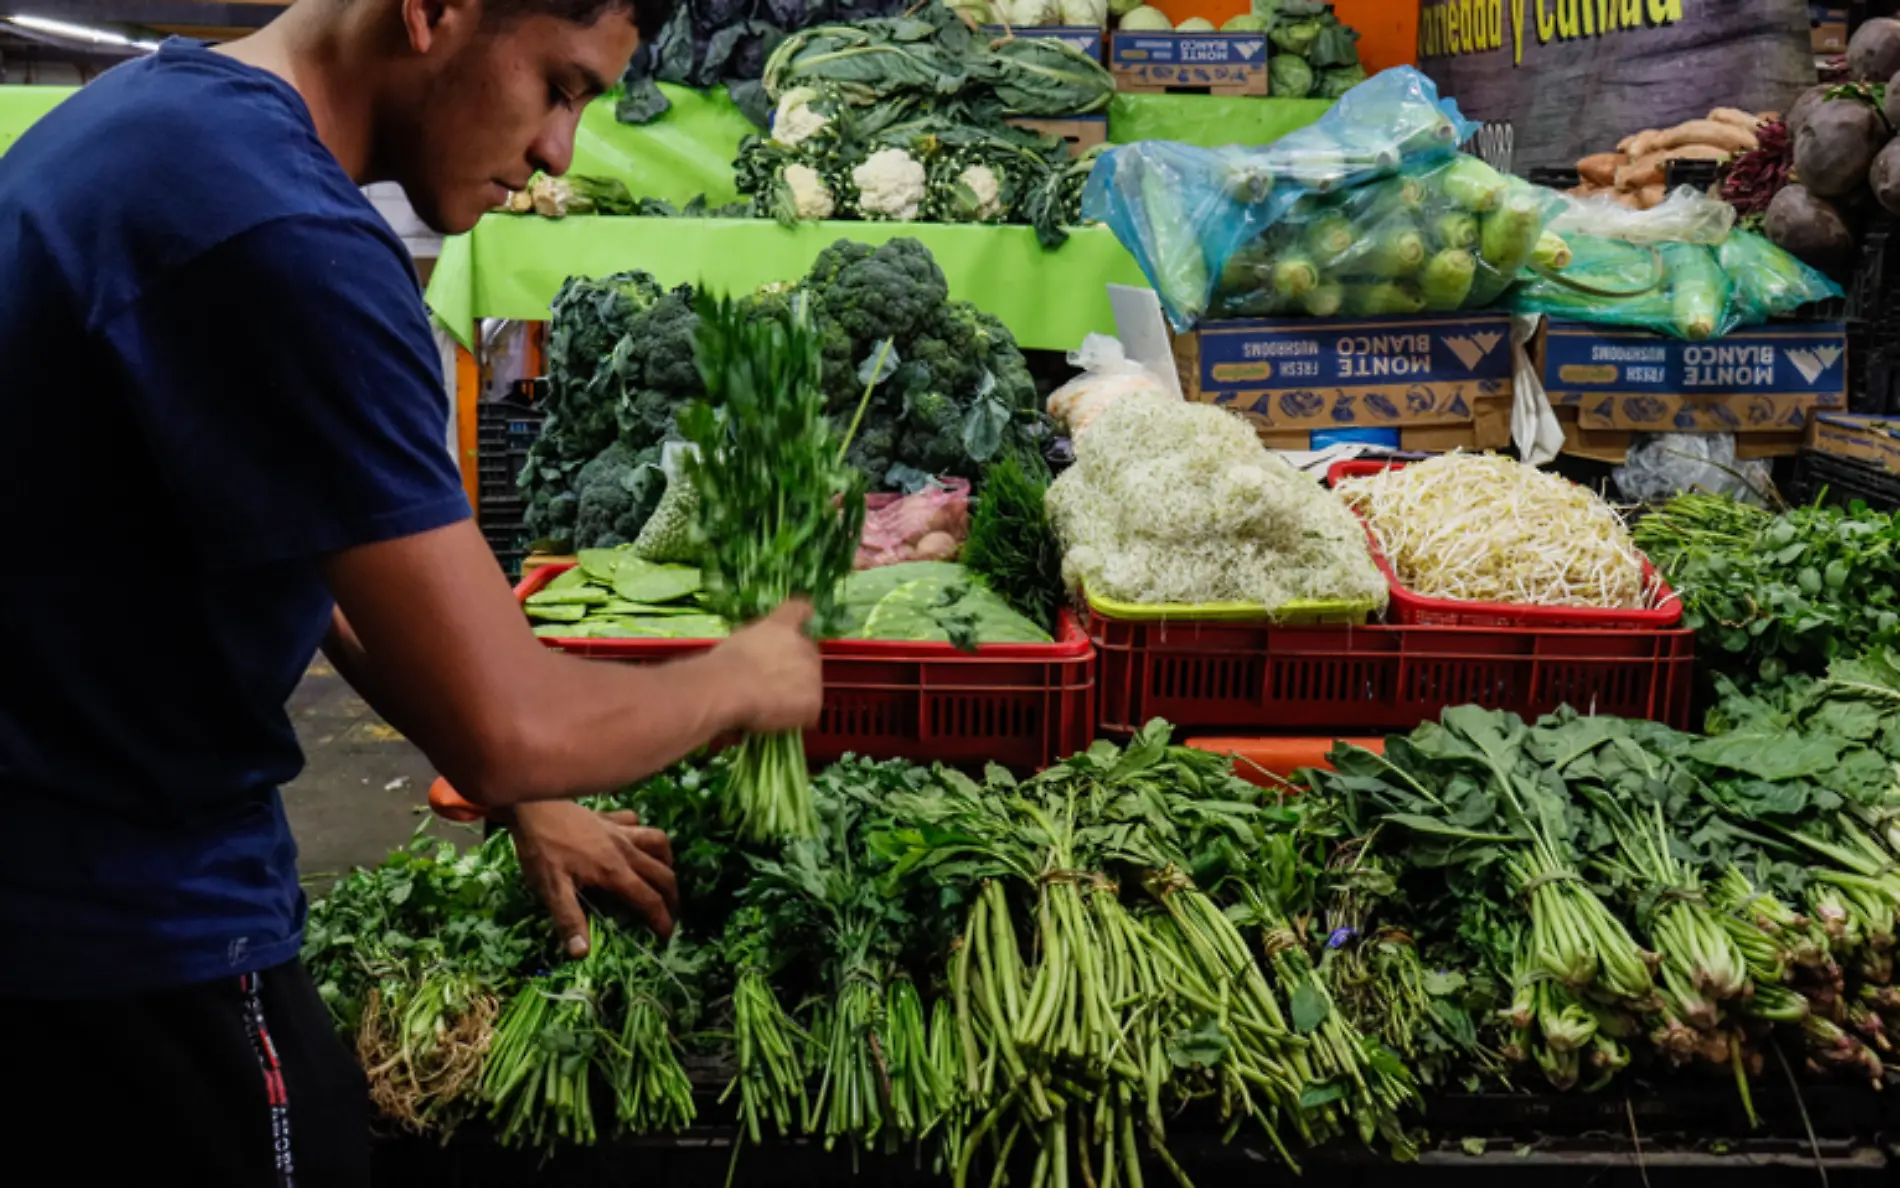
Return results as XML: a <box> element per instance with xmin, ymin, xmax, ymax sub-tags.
<box><xmin>1636</xmin><ymin>493</ymin><xmax>1900</xmax><ymax>693</ymax></box>
<box><xmin>681</xmin><ymin>289</ymin><xmax>867</xmax><ymax>841</ymax></box>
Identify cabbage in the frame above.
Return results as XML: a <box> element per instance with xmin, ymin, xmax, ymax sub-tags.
<box><xmin>948</xmin><ymin>0</ymin><xmax>995</xmax><ymax>22</ymax></box>
<box><xmin>1268</xmin><ymin>53</ymin><xmax>1314</xmax><ymax>97</ymax></box>
<box><xmin>1176</xmin><ymin>16</ymin><xmax>1217</xmax><ymax>30</ymax></box>
<box><xmin>1221</xmin><ymin>14</ymin><xmax>1269</xmax><ymax>31</ymax></box>
<box><xmin>1000</xmin><ymin>0</ymin><xmax>1060</xmax><ymax>24</ymax></box>
<box><xmin>1118</xmin><ymin>5</ymin><xmax>1171</xmax><ymax>29</ymax></box>
<box><xmin>1058</xmin><ymin>0</ymin><xmax>1107</xmax><ymax>26</ymax></box>
<box><xmin>1108</xmin><ymin>0</ymin><xmax>1143</xmax><ymax>15</ymax></box>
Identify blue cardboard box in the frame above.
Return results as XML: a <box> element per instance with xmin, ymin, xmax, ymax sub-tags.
<box><xmin>1542</xmin><ymin>320</ymin><xmax>1848</xmax><ymax>433</ymax></box>
<box><xmin>1177</xmin><ymin>313</ymin><xmax>1515</xmax><ymax>435</ymax></box>
<box><xmin>1109</xmin><ymin>31</ymin><xmax>1268</xmax><ymax>95</ymax></box>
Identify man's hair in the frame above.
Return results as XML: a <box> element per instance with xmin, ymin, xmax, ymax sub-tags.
<box><xmin>483</xmin><ymin>0</ymin><xmax>672</xmax><ymax>41</ymax></box>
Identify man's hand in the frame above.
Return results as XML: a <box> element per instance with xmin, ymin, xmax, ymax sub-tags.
<box><xmin>508</xmin><ymin>801</ymin><xmax>679</xmax><ymax>956</ymax></box>
<box><xmin>709</xmin><ymin>600</ymin><xmax>824</xmax><ymax>735</ymax></box>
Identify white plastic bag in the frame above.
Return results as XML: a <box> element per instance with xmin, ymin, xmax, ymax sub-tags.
<box><xmin>1046</xmin><ymin>334</ymin><xmax>1173</xmax><ymax>437</ymax></box>
<box><xmin>1548</xmin><ymin>185</ymin><xmax>1737</xmax><ymax>246</ymax></box>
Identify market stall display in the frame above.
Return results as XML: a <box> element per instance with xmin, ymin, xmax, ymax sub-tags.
<box><xmin>313</xmin><ymin>663</ymin><xmax>1900</xmax><ymax>1165</ymax></box>
<box><xmin>1570</xmin><ymin>107</ymin><xmax>1773</xmax><ymax>211</ymax></box>
<box><xmin>519</xmin><ymin>237</ymin><xmax>1043</xmax><ymax>553</ymax></box>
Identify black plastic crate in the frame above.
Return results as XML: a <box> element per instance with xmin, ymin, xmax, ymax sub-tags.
<box><xmin>1793</xmin><ymin>449</ymin><xmax>1900</xmax><ymax>512</ymax></box>
<box><xmin>1664</xmin><ymin>158</ymin><xmax>1722</xmax><ymax>193</ymax></box>
<box><xmin>476</xmin><ymin>398</ymin><xmax>547</xmax><ymax>457</ymax></box>
<box><xmin>1526</xmin><ymin>166</ymin><xmax>1579</xmax><ymax>190</ymax></box>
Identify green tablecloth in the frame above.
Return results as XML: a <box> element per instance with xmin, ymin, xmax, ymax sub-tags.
<box><xmin>565</xmin><ymin>85</ymin><xmax>1331</xmax><ymax>201</ymax></box>
<box><xmin>425</xmin><ymin>216</ymin><xmax>1148</xmax><ymax>351</ymax></box>
<box><xmin>0</xmin><ymin>86</ymin><xmax>76</xmax><ymax>154</ymax></box>
<box><xmin>428</xmin><ymin>87</ymin><xmax>1331</xmax><ymax>350</ymax></box>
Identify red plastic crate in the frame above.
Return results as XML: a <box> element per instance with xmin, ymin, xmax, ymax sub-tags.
<box><xmin>517</xmin><ymin>564</ymin><xmax>1096</xmax><ymax>770</ymax></box>
<box><xmin>1326</xmin><ymin>459</ymin><xmax>1684</xmax><ymax>631</ymax></box>
<box><xmin>1090</xmin><ymin>611</ymin><xmax>1695</xmax><ymax>736</ymax></box>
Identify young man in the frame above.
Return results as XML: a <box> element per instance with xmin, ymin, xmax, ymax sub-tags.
<box><xmin>0</xmin><ymin>0</ymin><xmax>814</xmax><ymax>1178</ymax></box>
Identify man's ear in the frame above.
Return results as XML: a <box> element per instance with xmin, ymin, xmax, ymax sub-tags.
<box><xmin>400</xmin><ymin>0</ymin><xmax>484</xmax><ymax>56</ymax></box>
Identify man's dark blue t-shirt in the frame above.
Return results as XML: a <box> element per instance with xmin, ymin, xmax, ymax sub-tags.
<box><xmin>0</xmin><ymin>41</ymin><xmax>471</xmax><ymax>998</ymax></box>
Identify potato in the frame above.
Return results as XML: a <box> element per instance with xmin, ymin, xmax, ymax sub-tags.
<box><xmin>1654</xmin><ymin>119</ymin><xmax>1757</xmax><ymax>154</ymax></box>
<box><xmin>913</xmin><ymin>532</ymin><xmax>959</xmax><ymax>562</ymax></box>
<box><xmin>1577</xmin><ymin>153</ymin><xmax>1623</xmax><ymax>187</ymax></box>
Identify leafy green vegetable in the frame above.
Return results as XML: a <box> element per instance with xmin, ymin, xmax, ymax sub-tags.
<box><xmin>610</xmin><ymin>558</ymin><xmax>703</xmax><ymax>605</ymax></box>
<box><xmin>681</xmin><ymin>289</ymin><xmax>867</xmax><ymax>840</ymax></box>
<box><xmin>961</xmin><ymin>452</ymin><xmax>1064</xmax><ymax>633</ymax></box>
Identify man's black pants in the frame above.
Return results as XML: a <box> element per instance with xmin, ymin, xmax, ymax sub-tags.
<box><xmin>0</xmin><ymin>958</ymin><xmax>370</xmax><ymax>1184</ymax></box>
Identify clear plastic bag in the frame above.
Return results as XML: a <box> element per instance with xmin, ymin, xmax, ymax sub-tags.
<box><xmin>1082</xmin><ymin>66</ymin><xmax>1478</xmax><ymax>329</ymax></box>
<box><xmin>1548</xmin><ymin>185</ymin><xmax>1737</xmax><ymax>246</ymax></box>
<box><xmin>1614</xmin><ymin>434</ymin><xmax>1774</xmax><ymax>506</ymax></box>
<box><xmin>1209</xmin><ymin>156</ymin><xmax>1558</xmax><ymax>319</ymax></box>
<box><xmin>1505</xmin><ymin>230</ymin><xmax>1840</xmax><ymax>341</ymax></box>
<box><xmin>1045</xmin><ymin>335</ymin><xmax>1174</xmax><ymax>436</ymax></box>
<box><xmin>855</xmin><ymin>477</ymin><xmax>972</xmax><ymax>570</ymax></box>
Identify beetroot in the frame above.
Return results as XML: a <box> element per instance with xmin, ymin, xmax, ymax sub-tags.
<box><xmin>1874</xmin><ymin>139</ymin><xmax>1900</xmax><ymax>215</ymax></box>
<box><xmin>1765</xmin><ymin>184</ymin><xmax>1854</xmax><ymax>270</ymax></box>
<box><xmin>1784</xmin><ymin>85</ymin><xmax>1832</xmax><ymax>141</ymax></box>
<box><xmin>1794</xmin><ymin>98</ymin><xmax>1890</xmax><ymax>197</ymax></box>
<box><xmin>1848</xmin><ymin>18</ymin><xmax>1900</xmax><ymax>83</ymax></box>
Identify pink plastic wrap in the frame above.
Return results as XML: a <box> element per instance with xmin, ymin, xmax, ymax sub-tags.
<box><xmin>855</xmin><ymin>478</ymin><xmax>971</xmax><ymax>570</ymax></box>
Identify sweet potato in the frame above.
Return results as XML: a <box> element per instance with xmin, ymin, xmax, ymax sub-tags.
<box><xmin>1628</xmin><ymin>129</ymin><xmax>1663</xmax><ymax>158</ymax></box>
<box><xmin>1616</xmin><ymin>144</ymin><xmax>1733</xmax><ymax>189</ymax></box>
<box><xmin>1654</xmin><ymin>119</ymin><xmax>1758</xmax><ymax>154</ymax></box>
<box><xmin>1577</xmin><ymin>153</ymin><xmax>1623</xmax><ymax>187</ymax></box>
<box><xmin>1708</xmin><ymin>107</ymin><xmax>1762</xmax><ymax>132</ymax></box>
<box><xmin>1617</xmin><ymin>130</ymin><xmax>1649</xmax><ymax>155</ymax></box>
<box><xmin>1638</xmin><ymin>184</ymin><xmax>1665</xmax><ymax>209</ymax></box>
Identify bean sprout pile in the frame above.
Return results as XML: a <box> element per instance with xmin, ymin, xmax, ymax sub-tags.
<box><xmin>1333</xmin><ymin>452</ymin><xmax>1657</xmax><ymax>610</ymax></box>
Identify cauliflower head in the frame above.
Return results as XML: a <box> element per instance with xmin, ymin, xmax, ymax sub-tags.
<box><xmin>772</xmin><ymin>87</ymin><xmax>830</xmax><ymax>149</ymax></box>
<box><xmin>957</xmin><ymin>164</ymin><xmax>1005</xmax><ymax>222</ymax></box>
<box><xmin>852</xmin><ymin>148</ymin><xmax>928</xmax><ymax>222</ymax></box>
<box><xmin>783</xmin><ymin>162</ymin><xmax>836</xmax><ymax>221</ymax></box>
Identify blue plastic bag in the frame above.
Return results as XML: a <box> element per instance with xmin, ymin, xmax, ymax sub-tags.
<box><xmin>1083</xmin><ymin>67</ymin><xmax>1479</xmax><ymax>329</ymax></box>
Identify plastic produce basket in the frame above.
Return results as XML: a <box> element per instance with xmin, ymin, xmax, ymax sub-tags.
<box><xmin>1085</xmin><ymin>587</ymin><xmax>1377</xmax><ymax>628</ymax></box>
<box><xmin>1090</xmin><ymin>612</ymin><xmax>1695</xmax><ymax>736</ymax></box>
<box><xmin>1326</xmin><ymin>459</ymin><xmax>1684</xmax><ymax>631</ymax></box>
<box><xmin>517</xmin><ymin>564</ymin><xmax>1096</xmax><ymax>771</ymax></box>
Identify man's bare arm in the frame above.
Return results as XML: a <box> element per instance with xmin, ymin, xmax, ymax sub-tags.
<box><xmin>318</xmin><ymin>518</ymin><xmax>821</xmax><ymax>810</ymax></box>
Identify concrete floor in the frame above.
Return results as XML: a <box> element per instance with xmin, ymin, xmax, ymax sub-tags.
<box><xmin>282</xmin><ymin>657</ymin><xmax>474</xmax><ymax>888</ymax></box>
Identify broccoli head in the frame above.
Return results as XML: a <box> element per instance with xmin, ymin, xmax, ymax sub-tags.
<box><xmin>809</xmin><ymin>237</ymin><xmax>949</xmax><ymax>344</ymax></box>
<box><xmin>570</xmin><ymin>441</ymin><xmax>667</xmax><ymax>549</ymax></box>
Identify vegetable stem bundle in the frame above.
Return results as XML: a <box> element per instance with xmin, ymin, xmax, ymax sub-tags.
<box><xmin>682</xmin><ymin>290</ymin><xmax>867</xmax><ymax>840</ymax></box>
